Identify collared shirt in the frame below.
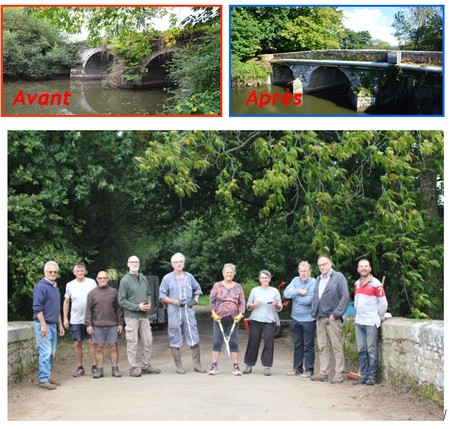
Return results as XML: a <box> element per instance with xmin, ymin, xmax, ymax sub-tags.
<box><xmin>318</xmin><ymin>268</ymin><xmax>334</xmax><ymax>299</ymax></box>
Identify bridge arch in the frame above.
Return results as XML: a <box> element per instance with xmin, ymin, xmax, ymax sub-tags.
<box><xmin>71</xmin><ymin>47</ymin><xmax>119</xmax><ymax>80</ymax></box>
<box><xmin>140</xmin><ymin>47</ymin><xmax>178</xmax><ymax>88</ymax></box>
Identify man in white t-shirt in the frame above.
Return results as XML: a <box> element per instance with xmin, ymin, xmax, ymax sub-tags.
<box><xmin>63</xmin><ymin>263</ymin><xmax>97</xmax><ymax>377</ymax></box>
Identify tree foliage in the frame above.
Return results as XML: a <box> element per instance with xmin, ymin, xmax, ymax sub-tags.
<box><xmin>393</xmin><ymin>6</ymin><xmax>443</xmax><ymax>51</ymax></box>
<box><xmin>8</xmin><ymin>131</ymin><xmax>443</xmax><ymax>321</ymax></box>
<box><xmin>3</xmin><ymin>8</ymin><xmax>81</xmax><ymax>80</ymax></box>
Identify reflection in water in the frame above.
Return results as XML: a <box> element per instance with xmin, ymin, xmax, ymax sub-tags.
<box><xmin>231</xmin><ymin>84</ymin><xmax>366</xmax><ymax>115</ymax></box>
<box><xmin>3</xmin><ymin>80</ymin><xmax>169</xmax><ymax>115</ymax></box>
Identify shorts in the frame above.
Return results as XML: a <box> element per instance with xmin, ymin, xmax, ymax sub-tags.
<box><xmin>70</xmin><ymin>324</ymin><xmax>92</xmax><ymax>342</ymax></box>
<box><xmin>92</xmin><ymin>326</ymin><xmax>119</xmax><ymax>345</ymax></box>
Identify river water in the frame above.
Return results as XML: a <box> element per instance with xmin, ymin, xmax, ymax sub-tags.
<box><xmin>3</xmin><ymin>80</ymin><xmax>168</xmax><ymax>115</ymax></box>
<box><xmin>231</xmin><ymin>84</ymin><xmax>367</xmax><ymax>115</ymax></box>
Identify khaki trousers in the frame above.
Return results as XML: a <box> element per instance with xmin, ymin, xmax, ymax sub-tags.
<box><xmin>316</xmin><ymin>317</ymin><xmax>345</xmax><ymax>376</ymax></box>
<box><xmin>124</xmin><ymin>317</ymin><xmax>153</xmax><ymax>369</ymax></box>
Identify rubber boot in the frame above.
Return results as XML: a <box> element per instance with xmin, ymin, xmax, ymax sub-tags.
<box><xmin>191</xmin><ymin>344</ymin><xmax>206</xmax><ymax>373</ymax></box>
<box><xmin>171</xmin><ymin>347</ymin><xmax>185</xmax><ymax>374</ymax></box>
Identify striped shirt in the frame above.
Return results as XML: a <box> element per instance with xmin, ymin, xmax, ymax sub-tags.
<box><xmin>354</xmin><ymin>275</ymin><xmax>388</xmax><ymax>327</ymax></box>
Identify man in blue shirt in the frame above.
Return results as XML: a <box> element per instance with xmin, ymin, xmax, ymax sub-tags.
<box><xmin>33</xmin><ymin>261</ymin><xmax>65</xmax><ymax>390</ymax></box>
<box><xmin>284</xmin><ymin>261</ymin><xmax>316</xmax><ymax>377</ymax></box>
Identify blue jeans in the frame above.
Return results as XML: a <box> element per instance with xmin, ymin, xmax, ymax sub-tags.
<box><xmin>34</xmin><ymin>321</ymin><xmax>58</xmax><ymax>383</ymax></box>
<box><xmin>355</xmin><ymin>323</ymin><xmax>379</xmax><ymax>380</ymax></box>
<box><xmin>291</xmin><ymin>319</ymin><xmax>316</xmax><ymax>373</ymax></box>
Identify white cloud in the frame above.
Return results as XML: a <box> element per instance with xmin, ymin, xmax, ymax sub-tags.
<box><xmin>342</xmin><ymin>8</ymin><xmax>398</xmax><ymax>45</ymax></box>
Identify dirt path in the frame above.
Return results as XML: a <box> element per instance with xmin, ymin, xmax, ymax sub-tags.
<box><xmin>7</xmin><ymin>310</ymin><xmax>443</xmax><ymax>421</ymax></box>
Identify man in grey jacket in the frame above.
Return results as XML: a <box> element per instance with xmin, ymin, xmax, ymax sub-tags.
<box><xmin>311</xmin><ymin>255</ymin><xmax>349</xmax><ymax>383</ymax></box>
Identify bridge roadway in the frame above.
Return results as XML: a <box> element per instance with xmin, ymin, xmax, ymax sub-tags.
<box><xmin>8</xmin><ymin>308</ymin><xmax>442</xmax><ymax>422</ymax></box>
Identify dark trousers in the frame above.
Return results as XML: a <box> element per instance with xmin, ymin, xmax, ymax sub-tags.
<box><xmin>244</xmin><ymin>320</ymin><xmax>276</xmax><ymax>368</ymax></box>
<box><xmin>291</xmin><ymin>319</ymin><xmax>316</xmax><ymax>374</ymax></box>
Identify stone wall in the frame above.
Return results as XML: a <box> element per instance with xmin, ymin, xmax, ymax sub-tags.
<box><xmin>380</xmin><ymin>318</ymin><xmax>444</xmax><ymax>392</ymax></box>
<box><xmin>8</xmin><ymin>322</ymin><xmax>38</xmax><ymax>383</ymax></box>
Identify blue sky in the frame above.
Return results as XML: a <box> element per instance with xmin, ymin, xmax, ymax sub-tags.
<box><xmin>339</xmin><ymin>6</ymin><xmax>402</xmax><ymax>45</ymax></box>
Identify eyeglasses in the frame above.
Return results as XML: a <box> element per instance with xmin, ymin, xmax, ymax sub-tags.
<box><xmin>97</xmin><ymin>277</ymin><xmax>107</xmax><ymax>280</ymax></box>
<box><xmin>46</xmin><ymin>271</ymin><xmax>58</xmax><ymax>274</ymax></box>
<box><xmin>318</xmin><ymin>262</ymin><xmax>330</xmax><ymax>267</ymax></box>
<box><xmin>128</xmin><ymin>261</ymin><xmax>139</xmax><ymax>264</ymax></box>
<box><xmin>173</xmin><ymin>261</ymin><xmax>184</xmax><ymax>264</ymax></box>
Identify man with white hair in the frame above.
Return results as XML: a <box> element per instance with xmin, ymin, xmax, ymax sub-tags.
<box><xmin>159</xmin><ymin>252</ymin><xmax>206</xmax><ymax>374</ymax></box>
<box><xmin>32</xmin><ymin>261</ymin><xmax>65</xmax><ymax>390</ymax></box>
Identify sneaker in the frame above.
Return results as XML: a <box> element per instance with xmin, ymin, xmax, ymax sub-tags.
<box><xmin>352</xmin><ymin>378</ymin><xmax>367</xmax><ymax>385</ymax></box>
<box><xmin>301</xmin><ymin>371</ymin><xmax>313</xmax><ymax>378</ymax></box>
<box><xmin>208</xmin><ymin>365</ymin><xmax>219</xmax><ymax>375</ymax></box>
<box><xmin>38</xmin><ymin>381</ymin><xmax>56</xmax><ymax>390</ymax></box>
<box><xmin>141</xmin><ymin>366</ymin><xmax>161</xmax><ymax>374</ymax></box>
<box><xmin>330</xmin><ymin>373</ymin><xmax>345</xmax><ymax>384</ymax></box>
<box><xmin>365</xmin><ymin>377</ymin><xmax>377</xmax><ymax>385</ymax></box>
<box><xmin>232</xmin><ymin>366</ymin><xmax>242</xmax><ymax>376</ymax></box>
<box><xmin>91</xmin><ymin>365</ymin><xmax>97</xmax><ymax>374</ymax></box>
<box><xmin>48</xmin><ymin>379</ymin><xmax>61</xmax><ymax>386</ymax></box>
<box><xmin>243</xmin><ymin>365</ymin><xmax>252</xmax><ymax>374</ymax></box>
<box><xmin>311</xmin><ymin>373</ymin><xmax>328</xmax><ymax>382</ymax></box>
<box><xmin>264</xmin><ymin>367</ymin><xmax>271</xmax><ymax>376</ymax></box>
<box><xmin>286</xmin><ymin>369</ymin><xmax>301</xmax><ymax>376</ymax></box>
<box><xmin>73</xmin><ymin>366</ymin><xmax>85</xmax><ymax>377</ymax></box>
<box><xmin>130</xmin><ymin>367</ymin><xmax>141</xmax><ymax>377</ymax></box>
<box><xmin>112</xmin><ymin>366</ymin><xmax>122</xmax><ymax>378</ymax></box>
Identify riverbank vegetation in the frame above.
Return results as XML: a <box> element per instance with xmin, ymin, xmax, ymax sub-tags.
<box><xmin>8</xmin><ymin>130</ymin><xmax>443</xmax><ymax>321</ymax></box>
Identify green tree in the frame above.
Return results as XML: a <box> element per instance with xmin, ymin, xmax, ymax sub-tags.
<box><xmin>3</xmin><ymin>8</ymin><xmax>80</xmax><ymax>80</ymax></box>
<box><xmin>393</xmin><ymin>6</ymin><xmax>443</xmax><ymax>51</ymax></box>
<box><xmin>340</xmin><ymin>29</ymin><xmax>372</xmax><ymax>49</ymax></box>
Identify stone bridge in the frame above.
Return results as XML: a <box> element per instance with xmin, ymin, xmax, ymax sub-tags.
<box><xmin>70</xmin><ymin>45</ymin><xmax>177</xmax><ymax>88</ymax></box>
<box><xmin>262</xmin><ymin>49</ymin><xmax>442</xmax><ymax>112</ymax></box>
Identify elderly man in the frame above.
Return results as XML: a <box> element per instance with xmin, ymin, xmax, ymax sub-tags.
<box><xmin>63</xmin><ymin>263</ymin><xmax>97</xmax><ymax>377</ymax></box>
<box><xmin>311</xmin><ymin>255</ymin><xmax>349</xmax><ymax>383</ymax></box>
<box><xmin>284</xmin><ymin>261</ymin><xmax>316</xmax><ymax>378</ymax></box>
<box><xmin>32</xmin><ymin>261</ymin><xmax>65</xmax><ymax>390</ymax></box>
<box><xmin>85</xmin><ymin>271</ymin><xmax>124</xmax><ymax>378</ymax></box>
<box><xmin>118</xmin><ymin>256</ymin><xmax>160</xmax><ymax>377</ymax></box>
<box><xmin>159</xmin><ymin>252</ymin><xmax>206</xmax><ymax>374</ymax></box>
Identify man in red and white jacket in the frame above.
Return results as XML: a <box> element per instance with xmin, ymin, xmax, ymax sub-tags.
<box><xmin>353</xmin><ymin>258</ymin><xmax>388</xmax><ymax>386</ymax></box>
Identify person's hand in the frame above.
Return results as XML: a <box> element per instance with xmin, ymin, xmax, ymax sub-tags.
<box><xmin>254</xmin><ymin>299</ymin><xmax>261</xmax><ymax>307</ymax></box>
<box><xmin>86</xmin><ymin>326</ymin><xmax>94</xmax><ymax>335</ymax></box>
<box><xmin>211</xmin><ymin>312</ymin><xmax>221</xmax><ymax>322</ymax></box>
<box><xmin>272</xmin><ymin>299</ymin><xmax>280</xmax><ymax>309</ymax></box>
<box><xmin>139</xmin><ymin>302</ymin><xmax>151</xmax><ymax>312</ymax></box>
<box><xmin>233</xmin><ymin>313</ymin><xmax>244</xmax><ymax>324</ymax></box>
<box><xmin>118</xmin><ymin>324</ymin><xmax>124</xmax><ymax>335</ymax></box>
<box><xmin>187</xmin><ymin>298</ymin><xmax>198</xmax><ymax>308</ymax></box>
<box><xmin>63</xmin><ymin>319</ymin><xmax>69</xmax><ymax>329</ymax></box>
<box><xmin>172</xmin><ymin>300</ymin><xmax>181</xmax><ymax>307</ymax></box>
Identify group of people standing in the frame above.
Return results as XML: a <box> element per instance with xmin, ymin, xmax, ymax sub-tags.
<box><xmin>32</xmin><ymin>253</ymin><xmax>387</xmax><ymax>390</ymax></box>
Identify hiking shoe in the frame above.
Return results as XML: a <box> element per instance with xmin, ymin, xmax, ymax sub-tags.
<box><xmin>232</xmin><ymin>366</ymin><xmax>242</xmax><ymax>376</ymax></box>
<box><xmin>93</xmin><ymin>367</ymin><xmax>103</xmax><ymax>379</ymax></box>
<box><xmin>112</xmin><ymin>366</ymin><xmax>122</xmax><ymax>377</ymax></box>
<box><xmin>311</xmin><ymin>373</ymin><xmax>328</xmax><ymax>382</ymax></box>
<box><xmin>365</xmin><ymin>377</ymin><xmax>377</xmax><ymax>385</ymax></box>
<box><xmin>38</xmin><ymin>381</ymin><xmax>56</xmax><ymax>390</ymax></box>
<box><xmin>73</xmin><ymin>367</ymin><xmax>85</xmax><ymax>377</ymax></box>
<box><xmin>286</xmin><ymin>369</ymin><xmax>301</xmax><ymax>376</ymax></box>
<box><xmin>264</xmin><ymin>367</ymin><xmax>271</xmax><ymax>376</ymax></box>
<box><xmin>353</xmin><ymin>378</ymin><xmax>367</xmax><ymax>385</ymax></box>
<box><xmin>208</xmin><ymin>365</ymin><xmax>219</xmax><ymax>375</ymax></box>
<box><xmin>330</xmin><ymin>373</ymin><xmax>345</xmax><ymax>384</ymax></box>
<box><xmin>130</xmin><ymin>367</ymin><xmax>141</xmax><ymax>377</ymax></box>
<box><xmin>91</xmin><ymin>365</ymin><xmax>97</xmax><ymax>374</ymax></box>
<box><xmin>243</xmin><ymin>365</ymin><xmax>252</xmax><ymax>374</ymax></box>
<box><xmin>141</xmin><ymin>366</ymin><xmax>161</xmax><ymax>374</ymax></box>
<box><xmin>301</xmin><ymin>371</ymin><xmax>313</xmax><ymax>378</ymax></box>
<box><xmin>48</xmin><ymin>379</ymin><xmax>61</xmax><ymax>386</ymax></box>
